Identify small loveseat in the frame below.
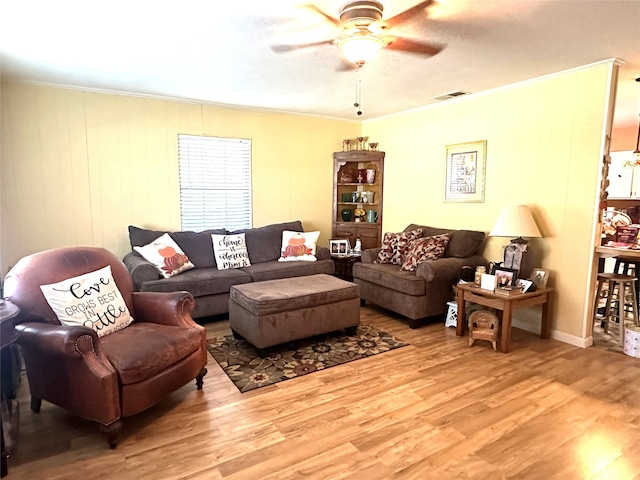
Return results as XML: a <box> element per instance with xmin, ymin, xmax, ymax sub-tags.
<box><xmin>353</xmin><ymin>224</ymin><xmax>487</xmax><ymax>328</ymax></box>
<box><xmin>123</xmin><ymin>221</ymin><xmax>334</xmax><ymax>319</ymax></box>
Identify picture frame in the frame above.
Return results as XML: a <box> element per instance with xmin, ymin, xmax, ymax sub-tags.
<box><xmin>516</xmin><ymin>278</ymin><xmax>534</xmax><ymax>293</ymax></box>
<box><xmin>492</xmin><ymin>266</ymin><xmax>518</xmax><ymax>287</ymax></box>
<box><xmin>530</xmin><ymin>268</ymin><xmax>549</xmax><ymax>289</ymax></box>
<box><xmin>444</xmin><ymin>140</ymin><xmax>487</xmax><ymax>203</ymax></box>
<box><xmin>329</xmin><ymin>238</ymin><xmax>350</xmax><ymax>256</ymax></box>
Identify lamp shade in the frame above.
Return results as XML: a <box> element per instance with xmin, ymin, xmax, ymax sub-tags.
<box><xmin>490</xmin><ymin>205</ymin><xmax>542</xmax><ymax>239</ymax></box>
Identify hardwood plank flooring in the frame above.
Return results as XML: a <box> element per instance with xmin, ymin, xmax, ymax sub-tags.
<box><xmin>6</xmin><ymin>305</ymin><xmax>640</xmax><ymax>479</ymax></box>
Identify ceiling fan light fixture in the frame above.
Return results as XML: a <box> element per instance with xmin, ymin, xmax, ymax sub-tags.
<box><xmin>339</xmin><ymin>34</ymin><xmax>384</xmax><ymax>66</ymax></box>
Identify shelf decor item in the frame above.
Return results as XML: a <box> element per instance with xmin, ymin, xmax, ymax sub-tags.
<box><xmin>366</xmin><ymin>168</ymin><xmax>376</xmax><ymax>184</ymax></box>
<box><xmin>360</xmin><ymin>191</ymin><xmax>374</xmax><ymax>203</ymax></box>
<box><xmin>341</xmin><ymin>208</ymin><xmax>353</xmax><ymax>222</ymax></box>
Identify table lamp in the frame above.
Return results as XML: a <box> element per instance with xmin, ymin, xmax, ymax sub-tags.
<box><xmin>489</xmin><ymin>205</ymin><xmax>542</xmax><ymax>277</ymax></box>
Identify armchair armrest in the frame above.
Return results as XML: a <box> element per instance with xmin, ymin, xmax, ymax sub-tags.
<box><xmin>16</xmin><ymin>322</ymin><xmax>120</xmax><ymax>424</ymax></box>
<box><xmin>361</xmin><ymin>248</ymin><xmax>381</xmax><ymax>263</ymax></box>
<box><xmin>131</xmin><ymin>291</ymin><xmax>197</xmax><ymax>328</ymax></box>
<box><xmin>415</xmin><ymin>255</ymin><xmax>487</xmax><ymax>283</ymax></box>
<box><xmin>123</xmin><ymin>252</ymin><xmax>160</xmax><ymax>290</ymax></box>
<box><xmin>316</xmin><ymin>246</ymin><xmax>332</xmax><ymax>261</ymax></box>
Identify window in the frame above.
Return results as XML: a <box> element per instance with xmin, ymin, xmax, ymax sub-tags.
<box><xmin>178</xmin><ymin>134</ymin><xmax>252</xmax><ymax>231</ymax></box>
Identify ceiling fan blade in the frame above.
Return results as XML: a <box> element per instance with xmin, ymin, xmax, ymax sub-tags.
<box><xmin>384</xmin><ymin>36</ymin><xmax>443</xmax><ymax>57</ymax></box>
<box><xmin>270</xmin><ymin>39</ymin><xmax>336</xmax><ymax>53</ymax></box>
<box><xmin>301</xmin><ymin>3</ymin><xmax>341</xmax><ymax>26</ymax></box>
<box><xmin>384</xmin><ymin>0</ymin><xmax>433</xmax><ymax>28</ymax></box>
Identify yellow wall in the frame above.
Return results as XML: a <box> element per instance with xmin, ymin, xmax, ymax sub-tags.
<box><xmin>363</xmin><ymin>62</ymin><xmax>614</xmax><ymax>340</ymax></box>
<box><xmin>0</xmin><ymin>84</ymin><xmax>359</xmax><ymax>272</ymax></box>
<box><xmin>1</xmin><ymin>61</ymin><xmax>616</xmax><ymax>344</ymax></box>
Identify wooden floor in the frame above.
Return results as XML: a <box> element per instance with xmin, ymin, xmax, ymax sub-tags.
<box><xmin>6</xmin><ymin>305</ymin><xmax>640</xmax><ymax>479</ymax></box>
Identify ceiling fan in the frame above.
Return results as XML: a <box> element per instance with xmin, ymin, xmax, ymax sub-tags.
<box><xmin>272</xmin><ymin>0</ymin><xmax>443</xmax><ymax>69</ymax></box>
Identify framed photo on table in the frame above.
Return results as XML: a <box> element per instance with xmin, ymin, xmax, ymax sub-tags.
<box><xmin>329</xmin><ymin>239</ymin><xmax>350</xmax><ymax>257</ymax></box>
<box><xmin>444</xmin><ymin>140</ymin><xmax>487</xmax><ymax>203</ymax></box>
<box><xmin>530</xmin><ymin>268</ymin><xmax>549</xmax><ymax>289</ymax></box>
<box><xmin>492</xmin><ymin>266</ymin><xmax>518</xmax><ymax>287</ymax></box>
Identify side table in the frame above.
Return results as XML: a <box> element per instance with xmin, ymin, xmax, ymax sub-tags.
<box><xmin>331</xmin><ymin>254</ymin><xmax>361</xmax><ymax>282</ymax></box>
<box><xmin>456</xmin><ymin>283</ymin><xmax>553</xmax><ymax>353</ymax></box>
<box><xmin>1</xmin><ymin>300</ymin><xmax>20</xmax><ymax>478</ymax></box>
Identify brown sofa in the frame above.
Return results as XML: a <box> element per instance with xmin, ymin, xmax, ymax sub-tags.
<box><xmin>352</xmin><ymin>224</ymin><xmax>487</xmax><ymax>328</ymax></box>
<box><xmin>123</xmin><ymin>220</ymin><xmax>335</xmax><ymax>319</ymax></box>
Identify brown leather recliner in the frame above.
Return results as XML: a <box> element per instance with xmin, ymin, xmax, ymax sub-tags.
<box><xmin>3</xmin><ymin>247</ymin><xmax>208</xmax><ymax>448</ymax></box>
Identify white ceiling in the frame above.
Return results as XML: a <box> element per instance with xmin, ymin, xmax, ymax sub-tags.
<box><xmin>1</xmin><ymin>0</ymin><xmax>639</xmax><ymax>128</ymax></box>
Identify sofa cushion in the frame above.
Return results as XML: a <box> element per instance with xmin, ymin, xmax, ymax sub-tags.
<box><xmin>134</xmin><ymin>233</ymin><xmax>195</xmax><ymax>278</ymax></box>
<box><xmin>401</xmin><ymin>234</ymin><xmax>450</xmax><ymax>272</ymax></box>
<box><xmin>39</xmin><ymin>265</ymin><xmax>134</xmax><ymax>337</ymax></box>
<box><xmin>128</xmin><ymin>225</ymin><xmax>227</xmax><ymax>268</ymax></box>
<box><xmin>241</xmin><ymin>259</ymin><xmax>334</xmax><ymax>282</ymax></box>
<box><xmin>212</xmin><ymin>233</ymin><xmax>251</xmax><ymax>269</ymax></box>
<box><xmin>352</xmin><ymin>262</ymin><xmax>426</xmax><ymax>296</ymax></box>
<box><xmin>231</xmin><ymin>220</ymin><xmax>304</xmax><ymax>264</ymax></box>
<box><xmin>404</xmin><ymin>224</ymin><xmax>485</xmax><ymax>258</ymax></box>
<box><xmin>278</xmin><ymin>230</ymin><xmax>320</xmax><ymax>262</ymax></box>
<box><xmin>376</xmin><ymin>229</ymin><xmax>423</xmax><ymax>265</ymax></box>
<box><xmin>139</xmin><ymin>267</ymin><xmax>251</xmax><ymax>297</ymax></box>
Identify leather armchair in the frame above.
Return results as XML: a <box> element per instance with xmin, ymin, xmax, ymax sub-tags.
<box><xmin>3</xmin><ymin>247</ymin><xmax>208</xmax><ymax>448</ymax></box>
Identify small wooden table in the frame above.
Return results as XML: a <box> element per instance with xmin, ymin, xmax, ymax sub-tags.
<box><xmin>331</xmin><ymin>254</ymin><xmax>361</xmax><ymax>282</ymax></box>
<box><xmin>456</xmin><ymin>283</ymin><xmax>553</xmax><ymax>353</ymax></box>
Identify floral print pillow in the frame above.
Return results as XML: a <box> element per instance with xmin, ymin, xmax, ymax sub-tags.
<box><xmin>375</xmin><ymin>229</ymin><xmax>423</xmax><ymax>266</ymax></box>
<box><xmin>401</xmin><ymin>234</ymin><xmax>450</xmax><ymax>271</ymax></box>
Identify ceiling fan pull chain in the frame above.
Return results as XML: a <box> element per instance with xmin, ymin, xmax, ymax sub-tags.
<box><xmin>355</xmin><ymin>78</ymin><xmax>363</xmax><ymax>116</ymax></box>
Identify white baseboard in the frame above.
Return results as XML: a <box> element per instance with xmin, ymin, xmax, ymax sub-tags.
<box><xmin>512</xmin><ymin>319</ymin><xmax>592</xmax><ymax>348</ymax></box>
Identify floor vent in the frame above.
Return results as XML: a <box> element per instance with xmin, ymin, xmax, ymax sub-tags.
<box><xmin>432</xmin><ymin>90</ymin><xmax>469</xmax><ymax>101</ymax></box>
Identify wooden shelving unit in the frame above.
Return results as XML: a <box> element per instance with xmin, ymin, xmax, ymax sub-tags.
<box><xmin>332</xmin><ymin>150</ymin><xmax>385</xmax><ymax>250</ymax></box>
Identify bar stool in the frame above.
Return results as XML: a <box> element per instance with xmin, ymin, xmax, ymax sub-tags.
<box><xmin>614</xmin><ymin>256</ymin><xmax>640</xmax><ymax>305</ymax></box>
<box><xmin>593</xmin><ymin>272</ymin><xmax>640</xmax><ymax>344</ymax></box>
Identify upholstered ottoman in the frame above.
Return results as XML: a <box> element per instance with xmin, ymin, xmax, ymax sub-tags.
<box><xmin>229</xmin><ymin>274</ymin><xmax>360</xmax><ymax>350</ymax></box>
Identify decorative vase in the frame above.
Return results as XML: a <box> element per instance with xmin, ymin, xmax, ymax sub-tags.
<box><xmin>341</xmin><ymin>208</ymin><xmax>353</xmax><ymax>222</ymax></box>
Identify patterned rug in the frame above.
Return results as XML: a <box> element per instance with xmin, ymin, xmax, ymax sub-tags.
<box><xmin>207</xmin><ymin>324</ymin><xmax>409</xmax><ymax>392</ymax></box>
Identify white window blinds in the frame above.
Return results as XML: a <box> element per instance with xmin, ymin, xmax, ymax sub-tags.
<box><xmin>178</xmin><ymin>134</ymin><xmax>252</xmax><ymax>231</ymax></box>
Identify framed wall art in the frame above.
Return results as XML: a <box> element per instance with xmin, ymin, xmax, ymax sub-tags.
<box><xmin>444</xmin><ymin>140</ymin><xmax>487</xmax><ymax>202</ymax></box>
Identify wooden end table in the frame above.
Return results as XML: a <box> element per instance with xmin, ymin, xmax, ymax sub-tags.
<box><xmin>456</xmin><ymin>283</ymin><xmax>553</xmax><ymax>353</ymax></box>
<box><xmin>331</xmin><ymin>254</ymin><xmax>361</xmax><ymax>282</ymax></box>
<box><xmin>1</xmin><ymin>300</ymin><xmax>20</xmax><ymax>477</ymax></box>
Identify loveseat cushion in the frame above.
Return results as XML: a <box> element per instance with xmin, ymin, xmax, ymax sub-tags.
<box><xmin>404</xmin><ymin>225</ymin><xmax>485</xmax><ymax>258</ymax></box>
<box><xmin>352</xmin><ymin>262</ymin><xmax>426</xmax><ymax>296</ymax></box>
<box><xmin>128</xmin><ymin>226</ymin><xmax>227</xmax><ymax>268</ymax></box>
<box><xmin>139</xmin><ymin>267</ymin><xmax>251</xmax><ymax>298</ymax></box>
<box><xmin>100</xmin><ymin>322</ymin><xmax>202</xmax><ymax>385</ymax></box>
<box><xmin>231</xmin><ymin>220</ymin><xmax>304</xmax><ymax>264</ymax></box>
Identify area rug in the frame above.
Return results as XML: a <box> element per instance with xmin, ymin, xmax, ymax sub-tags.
<box><xmin>207</xmin><ymin>324</ymin><xmax>409</xmax><ymax>392</ymax></box>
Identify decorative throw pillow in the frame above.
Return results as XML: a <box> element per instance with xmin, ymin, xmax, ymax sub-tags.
<box><xmin>401</xmin><ymin>234</ymin><xmax>450</xmax><ymax>271</ymax></box>
<box><xmin>40</xmin><ymin>265</ymin><xmax>133</xmax><ymax>337</ymax></box>
<box><xmin>375</xmin><ymin>229</ymin><xmax>423</xmax><ymax>265</ymax></box>
<box><xmin>278</xmin><ymin>231</ymin><xmax>320</xmax><ymax>262</ymax></box>
<box><xmin>134</xmin><ymin>233</ymin><xmax>195</xmax><ymax>278</ymax></box>
<box><xmin>211</xmin><ymin>233</ymin><xmax>251</xmax><ymax>269</ymax></box>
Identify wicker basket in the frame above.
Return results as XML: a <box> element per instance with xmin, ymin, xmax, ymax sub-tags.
<box><xmin>468</xmin><ymin>310</ymin><xmax>499</xmax><ymax>351</ymax></box>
